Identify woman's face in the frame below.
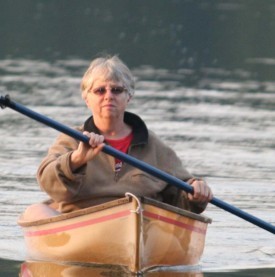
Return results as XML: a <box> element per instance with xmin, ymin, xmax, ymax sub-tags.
<box><xmin>85</xmin><ymin>77</ymin><xmax>131</xmax><ymax>121</ymax></box>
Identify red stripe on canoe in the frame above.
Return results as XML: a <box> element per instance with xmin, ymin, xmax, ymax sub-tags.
<box><xmin>25</xmin><ymin>210</ymin><xmax>131</xmax><ymax>237</ymax></box>
<box><xmin>25</xmin><ymin>209</ymin><xmax>206</xmax><ymax>237</ymax></box>
<box><xmin>143</xmin><ymin>210</ymin><xmax>206</xmax><ymax>235</ymax></box>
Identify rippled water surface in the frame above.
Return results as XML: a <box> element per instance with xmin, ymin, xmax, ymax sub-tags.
<box><xmin>0</xmin><ymin>59</ymin><xmax>275</xmax><ymax>275</ymax></box>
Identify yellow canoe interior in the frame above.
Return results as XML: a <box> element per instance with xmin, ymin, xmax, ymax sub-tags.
<box><xmin>18</xmin><ymin>195</ymin><xmax>212</xmax><ymax>273</ymax></box>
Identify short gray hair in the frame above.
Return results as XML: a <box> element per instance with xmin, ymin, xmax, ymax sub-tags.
<box><xmin>81</xmin><ymin>55</ymin><xmax>135</xmax><ymax>99</ymax></box>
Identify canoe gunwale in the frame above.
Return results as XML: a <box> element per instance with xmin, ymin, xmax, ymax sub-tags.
<box><xmin>18</xmin><ymin>195</ymin><xmax>212</xmax><ymax>227</ymax></box>
<box><xmin>142</xmin><ymin>197</ymin><xmax>212</xmax><ymax>224</ymax></box>
<box><xmin>18</xmin><ymin>197</ymin><xmax>131</xmax><ymax>227</ymax></box>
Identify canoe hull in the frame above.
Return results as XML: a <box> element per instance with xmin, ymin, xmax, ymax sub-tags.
<box><xmin>18</xmin><ymin>196</ymin><xmax>211</xmax><ymax>273</ymax></box>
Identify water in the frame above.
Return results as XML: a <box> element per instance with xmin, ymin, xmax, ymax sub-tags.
<box><xmin>1</xmin><ymin>59</ymin><xmax>275</xmax><ymax>276</ymax></box>
<box><xmin>1</xmin><ymin>1</ymin><xmax>275</xmax><ymax>275</ymax></box>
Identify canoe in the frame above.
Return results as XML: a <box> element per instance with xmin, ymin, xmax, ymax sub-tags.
<box><xmin>18</xmin><ymin>194</ymin><xmax>211</xmax><ymax>273</ymax></box>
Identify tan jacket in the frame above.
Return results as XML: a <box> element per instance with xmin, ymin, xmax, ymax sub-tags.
<box><xmin>37</xmin><ymin>112</ymin><xmax>206</xmax><ymax>213</ymax></box>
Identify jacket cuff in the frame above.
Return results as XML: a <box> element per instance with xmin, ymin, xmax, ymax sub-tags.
<box><xmin>58</xmin><ymin>151</ymin><xmax>77</xmax><ymax>181</ymax></box>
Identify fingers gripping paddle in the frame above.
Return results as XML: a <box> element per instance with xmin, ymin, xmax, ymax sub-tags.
<box><xmin>1</xmin><ymin>95</ymin><xmax>275</xmax><ymax>235</ymax></box>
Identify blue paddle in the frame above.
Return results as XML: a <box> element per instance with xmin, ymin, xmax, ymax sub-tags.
<box><xmin>1</xmin><ymin>94</ymin><xmax>275</xmax><ymax>234</ymax></box>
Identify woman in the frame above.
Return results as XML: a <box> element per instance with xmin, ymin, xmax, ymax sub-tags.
<box><xmin>24</xmin><ymin>55</ymin><xmax>213</xmax><ymax>220</ymax></box>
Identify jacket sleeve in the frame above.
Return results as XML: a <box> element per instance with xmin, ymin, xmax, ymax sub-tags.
<box><xmin>151</xmin><ymin>132</ymin><xmax>208</xmax><ymax>213</ymax></box>
<box><xmin>37</xmin><ymin>130</ymin><xmax>85</xmax><ymax>202</ymax></box>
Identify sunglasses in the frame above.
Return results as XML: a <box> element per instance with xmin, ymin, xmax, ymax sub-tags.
<box><xmin>90</xmin><ymin>86</ymin><xmax>127</xmax><ymax>96</ymax></box>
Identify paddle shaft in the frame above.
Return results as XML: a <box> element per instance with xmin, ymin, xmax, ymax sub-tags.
<box><xmin>1</xmin><ymin>95</ymin><xmax>275</xmax><ymax>234</ymax></box>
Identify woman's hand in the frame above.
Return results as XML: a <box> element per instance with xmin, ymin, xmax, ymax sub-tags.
<box><xmin>70</xmin><ymin>132</ymin><xmax>105</xmax><ymax>171</ymax></box>
<box><xmin>188</xmin><ymin>179</ymin><xmax>213</xmax><ymax>203</ymax></box>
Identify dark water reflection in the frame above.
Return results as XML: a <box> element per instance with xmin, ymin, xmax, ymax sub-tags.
<box><xmin>1</xmin><ymin>0</ymin><xmax>275</xmax><ymax>80</ymax></box>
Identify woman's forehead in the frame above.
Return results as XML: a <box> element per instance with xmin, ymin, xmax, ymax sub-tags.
<box><xmin>93</xmin><ymin>77</ymin><xmax>123</xmax><ymax>87</ymax></box>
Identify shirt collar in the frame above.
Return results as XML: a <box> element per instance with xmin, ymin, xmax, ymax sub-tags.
<box><xmin>83</xmin><ymin>111</ymin><xmax>148</xmax><ymax>145</ymax></box>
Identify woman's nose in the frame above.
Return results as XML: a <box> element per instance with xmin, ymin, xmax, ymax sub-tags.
<box><xmin>104</xmin><ymin>88</ymin><xmax>114</xmax><ymax>98</ymax></box>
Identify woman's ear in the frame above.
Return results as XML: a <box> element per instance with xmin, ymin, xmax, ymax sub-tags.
<box><xmin>127</xmin><ymin>94</ymin><xmax>132</xmax><ymax>103</ymax></box>
<box><xmin>85</xmin><ymin>97</ymin><xmax>89</xmax><ymax>106</ymax></box>
<box><xmin>83</xmin><ymin>91</ymin><xmax>90</xmax><ymax>106</ymax></box>
<box><xmin>82</xmin><ymin>91</ymin><xmax>89</xmax><ymax>105</ymax></box>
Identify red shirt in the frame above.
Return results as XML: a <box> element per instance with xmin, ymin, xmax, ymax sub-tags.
<box><xmin>105</xmin><ymin>132</ymin><xmax>133</xmax><ymax>172</ymax></box>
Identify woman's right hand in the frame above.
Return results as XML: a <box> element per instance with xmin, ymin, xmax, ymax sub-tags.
<box><xmin>70</xmin><ymin>132</ymin><xmax>105</xmax><ymax>171</ymax></box>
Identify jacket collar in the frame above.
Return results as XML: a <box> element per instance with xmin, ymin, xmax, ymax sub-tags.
<box><xmin>83</xmin><ymin>111</ymin><xmax>148</xmax><ymax>145</ymax></box>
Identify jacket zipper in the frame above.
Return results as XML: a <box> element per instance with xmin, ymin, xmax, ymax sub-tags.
<box><xmin>113</xmin><ymin>160</ymin><xmax>123</xmax><ymax>182</ymax></box>
<box><xmin>114</xmin><ymin>171</ymin><xmax>119</xmax><ymax>182</ymax></box>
